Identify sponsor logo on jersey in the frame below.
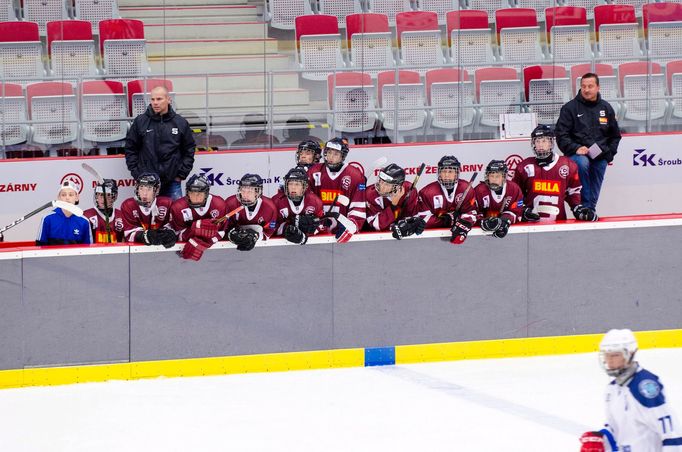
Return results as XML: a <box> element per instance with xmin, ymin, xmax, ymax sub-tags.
<box><xmin>320</xmin><ymin>189</ymin><xmax>342</xmax><ymax>203</ymax></box>
<box><xmin>181</xmin><ymin>208</ymin><xmax>193</xmax><ymax>222</ymax></box>
<box><xmin>558</xmin><ymin>165</ymin><xmax>569</xmax><ymax>178</ymax></box>
<box><xmin>61</xmin><ymin>173</ymin><xmax>84</xmax><ymax>194</ymax></box>
<box><xmin>341</xmin><ymin>176</ymin><xmax>352</xmax><ymax>190</ymax></box>
<box><xmin>0</xmin><ymin>182</ymin><xmax>38</xmax><ymax>192</ymax></box>
<box><xmin>171</xmin><ymin>128</ymin><xmax>179</xmax><ymax>135</ymax></box>
<box><xmin>638</xmin><ymin>379</ymin><xmax>661</xmax><ymax>399</ymax></box>
<box><xmin>95</xmin><ymin>231</ymin><xmax>118</xmax><ymax>243</ymax></box>
<box><xmin>358</xmin><ymin>183</ymin><xmax>366</xmax><ymax>191</ymax></box>
<box><xmin>269</xmin><ymin>220</ymin><xmax>276</xmax><ymax>229</ymax></box>
<box><xmin>533</xmin><ymin>180</ymin><xmax>560</xmax><ymax>194</ymax></box>
<box><xmin>599</xmin><ymin>117</ymin><xmax>608</xmax><ymax>124</ymax></box>
<box><xmin>504</xmin><ymin>154</ymin><xmax>524</xmax><ymax>180</ymax></box>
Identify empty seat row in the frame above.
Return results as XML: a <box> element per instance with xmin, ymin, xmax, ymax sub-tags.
<box><xmin>295</xmin><ymin>4</ymin><xmax>682</xmax><ymax>80</ymax></box>
<box><xmin>0</xmin><ymin>0</ymin><xmax>118</xmax><ymax>34</ymax></box>
<box><xmin>326</xmin><ymin>62</ymin><xmax>682</xmax><ymax>140</ymax></box>
<box><xmin>0</xmin><ymin>78</ymin><xmax>173</xmax><ymax>149</ymax></box>
<box><xmin>268</xmin><ymin>0</ymin><xmax>682</xmax><ymax>29</ymax></box>
<box><xmin>0</xmin><ymin>19</ymin><xmax>148</xmax><ymax>81</ymax></box>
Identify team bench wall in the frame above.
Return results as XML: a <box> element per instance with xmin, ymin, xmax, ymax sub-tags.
<box><xmin>1</xmin><ymin>221</ymin><xmax>681</xmax><ymax>371</ymax></box>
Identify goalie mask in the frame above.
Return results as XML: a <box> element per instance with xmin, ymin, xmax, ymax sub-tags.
<box><xmin>375</xmin><ymin>163</ymin><xmax>405</xmax><ymax>197</ymax></box>
<box><xmin>438</xmin><ymin>155</ymin><xmax>460</xmax><ymax>189</ymax></box>
<box><xmin>531</xmin><ymin>124</ymin><xmax>555</xmax><ymax>166</ymax></box>
<box><xmin>599</xmin><ymin>329</ymin><xmax>638</xmax><ymax>378</ymax></box>
<box><xmin>94</xmin><ymin>179</ymin><xmax>118</xmax><ymax>216</ymax></box>
<box><xmin>296</xmin><ymin>140</ymin><xmax>322</xmax><ymax>167</ymax></box>
<box><xmin>135</xmin><ymin>173</ymin><xmax>160</xmax><ymax>208</ymax></box>
<box><xmin>484</xmin><ymin>160</ymin><xmax>508</xmax><ymax>192</ymax></box>
<box><xmin>237</xmin><ymin>173</ymin><xmax>263</xmax><ymax>208</ymax></box>
<box><xmin>185</xmin><ymin>174</ymin><xmax>210</xmax><ymax>208</ymax></box>
<box><xmin>284</xmin><ymin>167</ymin><xmax>308</xmax><ymax>203</ymax></box>
<box><xmin>323</xmin><ymin>137</ymin><xmax>349</xmax><ymax>172</ymax></box>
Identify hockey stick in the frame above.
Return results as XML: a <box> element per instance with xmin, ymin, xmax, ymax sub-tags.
<box><xmin>212</xmin><ymin>205</ymin><xmax>245</xmax><ymax>225</ymax></box>
<box><xmin>0</xmin><ymin>201</ymin><xmax>84</xmax><ymax>235</ymax></box>
<box><xmin>81</xmin><ymin>162</ymin><xmax>112</xmax><ymax>243</ymax></box>
<box><xmin>399</xmin><ymin>162</ymin><xmax>426</xmax><ymax>212</ymax></box>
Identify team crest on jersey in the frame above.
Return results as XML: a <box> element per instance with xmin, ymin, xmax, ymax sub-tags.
<box><xmin>258</xmin><ymin>217</ymin><xmax>264</xmax><ymax>225</ymax></box>
<box><xmin>341</xmin><ymin>176</ymin><xmax>351</xmax><ymax>190</ymax></box>
<box><xmin>559</xmin><ymin>165</ymin><xmax>569</xmax><ymax>178</ymax></box>
<box><xmin>638</xmin><ymin>379</ymin><xmax>661</xmax><ymax>399</ymax></box>
<box><xmin>305</xmin><ymin>206</ymin><xmax>316</xmax><ymax>214</ymax></box>
<box><xmin>115</xmin><ymin>218</ymin><xmax>124</xmax><ymax>231</ymax></box>
<box><xmin>132</xmin><ymin>210</ymin><xmax>139</xmax><ymax>218</ymax></box>
<box><xmin>210</xmin><ymin>209</ymin><xmax>219</xmax><ymax>218</ymax></box>
<box><xmin>158</xmin><ymin>206</ymin><xmax>168</xmax><ymax>219</ymax></box>
<box><xmin>455</xmin><ymin>193</ymin><xmax>464</xmax><ymax>204</ymax></box>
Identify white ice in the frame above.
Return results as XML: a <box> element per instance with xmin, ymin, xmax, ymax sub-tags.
<box><xmin>0</xmin><ymin>348</ymin><xmax>681</xmax><ymax>451</ymax></box>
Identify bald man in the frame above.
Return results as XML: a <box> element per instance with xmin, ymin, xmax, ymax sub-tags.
<box><xmin>125</xmin><ymin>85</ymin><xmax>196</xmax><ymax>200</ymax></box>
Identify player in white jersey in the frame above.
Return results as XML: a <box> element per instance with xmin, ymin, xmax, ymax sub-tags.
<box><xmin>580</xmin><ymin>329</ymin><xmax>682</xmax><ymax>452</ymax></box>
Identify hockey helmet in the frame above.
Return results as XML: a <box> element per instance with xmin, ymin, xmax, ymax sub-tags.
<box><xmin>531</xmin><ymin>124</ymin><xmax>555</xmax><ymax>161</ymax></box>
<box><xmin>94</xmin><ymin>178</ymin><xmax>118</xmax><ymax>216</ymax></box>
<box><xmin>185</xmin><ymin>174</ymin><xmax>211</xmax><ymax>208</ymax></box>
<box><xmin>484</xmin><ymin>160</ymin><xmax>508</xmax><ymax>192</ymax></box>
<box><xmin>438</xmin><ymin>155</ymin><xmax>460</xmax><ymax>189</ymax></box>
<box><xmin>375</xmin><ymin>163</ymin><xmax>405</xmax><ymax>196</ymax></box>
<box><xmin>284</xmin><ymin>167</ymin><xmax>308</xmax><ymax>203</ymax></box>
<box><xmin>296</xmin><ymin>140</ymin><xmax>322</xmax><ymax>166</ymax></box>
<box><xmin>599</xmin><ymin>329</ymin><xmax>638</xmax><ymax>378</ymax></box>
<box><xmin>135</xmin><ymin>172</ymin><xmax>160</xmax><ymax>208</ymax></box>
<box><xmin>323</xmin><ymin>137</ymin><xmax>350</xmax><ymax>171</ymax></box>
<box><xmin>237</xmin><ymin>173</ymin><xmax>263</xmax><ymax>207</ymax></box>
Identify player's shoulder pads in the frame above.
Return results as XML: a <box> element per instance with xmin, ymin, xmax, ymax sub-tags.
<box><xmin>628</xmin><ymin>368</ymin><xmax>666</xmax><ymax>408</ymax></box>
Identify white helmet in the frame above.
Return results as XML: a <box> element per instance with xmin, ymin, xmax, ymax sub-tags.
<box><xmin>599</xmin><ymin>329</ymin><xmax>638</xmax><ymax>377</ymax></box>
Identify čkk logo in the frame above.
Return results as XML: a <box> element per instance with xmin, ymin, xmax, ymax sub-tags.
<box><xmin>633</xmin><ymin>148</ymin><xmax>656</xmax><ymax>167</ymax></box>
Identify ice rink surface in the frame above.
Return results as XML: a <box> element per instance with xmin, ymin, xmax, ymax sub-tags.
<box><xmin>1</xmin><ymin>348</ymin><xmax>680</xmax><ymax>451</ymax></box>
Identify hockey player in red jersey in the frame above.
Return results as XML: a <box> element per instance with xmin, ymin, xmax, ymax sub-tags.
<box><xmin>272</xmin><ymin>167</ymin><xmax>324</xmax><ymax>245</ymax></box>
<box><xmin>307</xmin><ymin>137</ymin><xmax>367</xmax><ymax>240</ymax></box>
<box><xmin>474</xmin><ymin>160</ymin><xmax>524</xmax><ymax>239</ymax></box>
<box><xmin>295</xmin><ymin>139</ymin><xmax>322</xmax><ymax>172</ymax></box>
<box><xmin>365</xmin><ymin>163</ymin><xmax>425</xmax><ymax>240</ymax></box>
<box><xmin>223</xmin><ymin>173</ymin><xmax>277</xmax><ymax>251</ymax></box>
<box><xmin>513</xmin><ymin>124</ymin><xmax>596</xmax><ymax>222</ymax></box>
<box><xmin>83</xmin><ymin>179</ymin><xmax>124</xmax><ymax>243</ymax></box>
<box><xmin>121</xmin><ymin>172</ymin><xmax>177</xmax><ymax>247</ymax></box>
<box><xmin>170</xmin><ymin>174</ymin><xmax>226</xmax><ymax>260</ymax></box>
<box><xmin>417</xmin><ymin>155</ymin><xmax>477</xmax><ymax>244</ymax></box>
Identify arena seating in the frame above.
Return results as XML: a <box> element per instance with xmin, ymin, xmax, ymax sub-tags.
<box><xmin>594</xmin><ymin>4</ymin><xmax>641</xmax><ymax>64</ymax></box>
<box><xmin>80</xmin><ymin>80</ymin><xmax>128</xmax><ymax>144</ymax></box>
<box><xmin>396</xmin><ymin>11</ymin><xmax>445</xmax><ymax>72</ymax></box>
<box><xmin>26</xmin><ymin>82</ymin><xmax>78</xmax><ymax>147</ymax></box>
<box><xmin>495</xmin><ymin>8</ymin><xmax>544</xmax><ymax>66</ymax></box>
<box><xmin>327</xmin><ymin>71</ymin><xmax>377</xmax><ymax>134</ymax></box>
<box><xmin>318</xmin><ymin>0</ymin><xmax>362</xmax><ymax>29</ymax></box>
<box><xmin>475</xmin><ymin>67</ymin><xmax>522</xmax><ymax>128</ymax></box>
<box><xmin>447</xmin><ymin>10</ymin><xmax>494</xmax><ymax>70</ymax></box>
<box><xmin>425</xmin><ymin>68</ymin><xmax>474</xmax><ymax>138</ymax></box>
<box><xmin>365</xmin><ymin>0</ymin><xmax>412</xmax><ymax>26</ymax></box>
<box><xmin>0</xmin><ymin>83</ymin><xmax>28</xmax><ymax>147</ymax></box>
<box><xmin>523</xmin><ymin>64</ymin><xmax>571</xmax><ymax>124</ymax></box>
<box><xmin>377</xmin><ymin>70</ymin><xmax>425</xmax><ymax>142</ymax></box>
<box><xmin>0</xmin><ymin>21</ymin><xmax>45</xmax><ymax>83</ymax></box>
<box><xmin>618</xmin><ymin>61</ymin><xmax>667</xmax><ymax>124</ymax></box>
<box><xmin>545</xmin><ymin>6</ymin><xmax>592</xmax><ymax>62</ymax></box>
<box><xmin>643</xmin><ymin>2</ymin><xmax>682</xmax><ymax>61</ymax></box>
<box><xmin>346</xmin><ymin>13</ymin><xmax>394</xmax><ymax>77</ymax></box>
<box><xmin>46</xmin><ymin>20</ymin><xmax>98</xmax><ymax>78</ymax></box>
<box><xmin>99</xmin><ymin>18</ymin><xmax>150</xmax><ymax>78</ymax></box>
<box><xmin>295</xmin><ymin>14</ymin><xmax>344</xmax><ymax>81</ymax></box>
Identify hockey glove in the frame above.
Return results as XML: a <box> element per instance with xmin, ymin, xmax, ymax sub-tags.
<box><xmin>391</xmin><ymin>216</ymin><xmax>426</xmax><ymax>240</ymax></box>
<box><xmin>296</xmin><ymin>213</ymin><xmax>320</xmax><ymax>234</ymax></box>
<box><xmin>190</xmin><ymin>219</ymin><xmax>219</xmax><ymax>240</ymax></box>
<box><xmin>157</xmin><ymin>228</ymin><xmax>178</xmax><ymax>248</ymax></box>
<box><xmin>450</xmin><ymin>218</ymin><xmax>473</xmax><ymax>245</ymax></box>
<box><xmin>180</xmin><ymin>237</ymin><xmax>210</xmax><ymax>261</ymax></box>
<box><xmin>228</xmin><ymin>227</ymin><xmax>259</xmax><ymax>251</ymax></box>
<box><xmin>492</xmin><ymin>218</ymin><xmax>511</xmax><ymax>239</ymax></box>
<box><xmin>437</xmin><ymin>211</ymin><xmax>455</xmax><ymax>228</ymax></box>
<box><xmin>284</xmin><ymin>225</ymin><xmax>308</xmax><ymax>245</ymax></box>
<box><xmin>522</xmin><ymin>206</ymin><xmax>541</xmax><ymax>222</ymax></box>
<box><xmin>579</xmin><ymin>432</ymin><xmax>605</xmax><ymax>452</ymax></box>
<box><xmin>136</xmin><ymin>229</ymin><xmax>159</xmax><ymax>246</ymax></box>
<box><xmin>573</xmin><ymin>204</ymin><xmax>599</xmax><ymax>222</ymax></box>
<box><xmin>480</xmin><ymin>217</ymin><xmax>502</xmax><ymax>233</ymax></box>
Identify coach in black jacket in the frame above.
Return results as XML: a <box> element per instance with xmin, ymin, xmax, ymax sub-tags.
<box><xmin>125</xmin><ymin>86</ymin><xmax>196</xmax><ymax>200</ymax></box>
<box><xmin>555</xmin><ymin>72</ymin><xmax>621</xmax><ymax>216</ymax></box>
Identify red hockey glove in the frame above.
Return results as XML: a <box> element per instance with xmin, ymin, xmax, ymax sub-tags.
<box><xmin>180</xmin><ymin>237</ymin><xmax>210</xmax><ymax>261</ymax></box>
<box><xmin>190</xmin><ymin>219</ymin><xmax>220</xmax><ymax>240</ymax></box>
<box><xmin>579</xmin><ymin>431</ymin><xmax>605</xmax><ymax>452</ymax></box>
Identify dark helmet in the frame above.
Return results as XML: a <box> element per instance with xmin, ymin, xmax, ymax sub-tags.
<box><xmin>323</xmin><ymin>137</ymin><xmax>350</xmax><ymax>171</ymax></box>
<box><xmin>437</xmin><ymin>155</ymin><xmax>461</xmax><ymax>189</ymax></box>
<box><xmin>185</xmin><ymin>174</ymin><xmax>211</xmax><ymax>208</ymax></box>
<box><xmin>376</xmin><ymin>163</ymin><xmax>405</xmax><ymax>196</ymax></box>
<box><xmin>135</xmin><ymin>172</ymin><xmax>160</xmax><ymax>207</ymax></box>
<box><xmin>484</xmin><ymin>160</ymin><xmax>508</xmax><ymax>192</ymax></box>
<box><xmin>237</xmin><ymin>173</ymin><xmax>263</xmax><ymax>207</ymax></box>
<box><xmin>283</xmin><ymin>167</ymin><xmax>309</xmax><ymax>202</ymax></box>
<box><xmin>94</xmin><ymin>178</ymin><xmax>118</xmax><ymax>216</ymax></box>
<box><xmin>296</xmin><ymin>140</ymin><xmax>322</xmax><ymax>165</ymax></box>
<box><xmin>531</xmin><ymin>124</ymin><xmax>555</xmax><ymax>161</ymax></box>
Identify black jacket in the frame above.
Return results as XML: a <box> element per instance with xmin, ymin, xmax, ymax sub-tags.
<box><xmin>555</xmin><ymin>92</ymin><xmax>621</xmax><ymax>163</ymax></box>
<box><xmin>125</xmin><ymin>105</ymin><xmax>196</xmax><ymax>184</ymax></box>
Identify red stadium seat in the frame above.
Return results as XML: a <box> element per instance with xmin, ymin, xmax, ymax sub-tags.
<box><xmin>495</xmin><ymin>8</ymin><xmax>543</xmax><ymax>64</ymax></box>
<box><xmin>327</xmin><ymin>72</ymin><xmax>377</xmax><ymax>133</ymax></box>
<box><xmin>365</xmin><ymin>0</ymin><xmax>412</xmax><ymax>26</ymax></box>
<box><xmin>523</xmin><ymin>65</ymin><xmax>570</xmax><ymax>124</ymax></box>
<box><xmin>46</xmin><ymin>20</ymin><xmax>97</xmax><ymax>78</ymax></box>
<box><xmin>345</xmin><ymin>13</ymin><xmax>393</xmax><ymax>77</ymax></box>
<box><xmin>318</xmin><ymin>0</ymin><xmax>363</xmax><ymax>29</ymax></box>
<box><xmin>295</xmin><ymin>14</ymin><xmax>345</xmax><ymax>81</ymax></box>
<box><xmin>425</xmin><ymin>68</ymin><xmax>474</xmax><ymax>137</ymax></box>
<box><xmin>667</xmin><ymin>60</ymin><xmax>682</xmax><ymax>120</ymax></box>
<box><xmin>26</xmin><ymin>82</ymin><xmax>78</xmax><ymax>146</ymax></box>
<box><xmin>419</xmin><ymin>0</ymin><xmax>458</xmax><ymax>25</ymax></box>
<box><xmin>395</xmin><ymin>11</ymin><xmax>444</xmax><ymax>71</ymax></box>
<box><xmin>618</xmin><ymin>62</ymin><xmax>666</xmax><ymax>123</ymax></box>
<box><xmin>0</xmin><ymin>83</ymin><xmax>28</xmax><ymax>148</ymax></box>
<box><xmin>0</xmin><ymin>22</ymin><xmax>45</xmax><ymax>83</ymax></box>
<box><xmin>99</xmin><ymin>19</ymin><xmax>149</xmax><ymax>78</ymax></box>
<box><xmin>544</xmin><ymin>6</ymin><xmax>590</xmax><ymax>62</ymax></box>
<box><xmin>80</xmin><ymin>80</ymin><xmax>127</xmax><ymax>144</ymax></box>
<box><xmin>377</xmin><ymin>70</ymin><xmax>425</xmax><ymax>142</ymax></box>
<box><xmin>594</xmin><ymin>5</ymin><xmax>640</xmax><ymax>63</ymax></box>
<box><xmin>474</xmin><ymin>67</ymin><xmax>522</xmax><ymax>127</ymax></box>
<box><xmin>642</xmin><ymin>3</ymin><xmax>682</xmax><ymax>61</ymax></box>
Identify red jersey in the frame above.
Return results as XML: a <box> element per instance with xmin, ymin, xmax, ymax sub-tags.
<box><xmin>223</xmin><ymin>195</ymin><xmax>278</xmax><ymax>240</ymax></box>
<box><xmin>83</xmin><ymin>207</ymin><xmax>125</xmax><ymax>243</ymax></box>
<box><xmin>417</xmin><ymin>180</ymin><xmax>477</xmax><ymax>228</ymax></box>
<box><xmin>365</xmin><ymin>181</ymin><xmax>419</xmax><ymax>231</ymax></box>
<box><xmin>271</xmin><ymin>191</ymin><xmax>325</xmax><ymax>236</ymax></box>
<box><xmin>512</xmin><ymin>155</ymin><xmax>582</xmax><ymax>221</ymax></box>
<box><xmin>473</xmin><ymin>181</ymin><xmax>525</xmax><ymax>224</ymax></box>
<box><xmin>169</xmin><ymin>194</ymin><xmax>227</xmax><ymax>241</ymax></box>
<box><xmin>121</xmin><ymin>196</ymin><xmax>173</xmax><ymax>242</ymax></box>
<box><xmin>307</xmin><ymin>163</ymin><xmax>367</xmax><ymax>231</ymax></box>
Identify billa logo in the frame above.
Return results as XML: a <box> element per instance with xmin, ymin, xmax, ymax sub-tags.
<box><xmin>61</xmin><ymin>173</ymin><xmax>84</xmax><ymax>194</ymax></box>
<box><xmin>533</xmin><ymin>179</ymin><xmax>560</xmax><ymax>194</ymax></box>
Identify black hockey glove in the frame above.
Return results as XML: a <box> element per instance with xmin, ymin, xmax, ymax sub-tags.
<box><xmin>157</xmin><ymin>228</ymin><xmax>178</xmax><ymax>248</ymax></box>
<box><xmin>450</xmin><ymin>218</ymin><xmax>472</xmax><ymax>245</ymax></box>
<box><xmin>296</xmin><ymin>213</ymin><xmax>320</xmax><ymax>234</ymax></box>
<box><xmin>391</xmin><ymin>216</ymin><xmax>426</xmax><ymax>240</ymax></box>
<box><xmin>480</xmin><ymin>217</ymin><xmax>503</xmax><ymax>233</ymax></box>
<box><xmin>284</xmin><ymin>225</ymin><xmax>308</xmax><ymax>245</ymax></box>
<box><xmin>492</xmin><ymin>218</ymin><xmax>511</xmax><ymax>239</ymax></box>
<box><xmin>437</xmin><ymin>211</ymin><xmax>455</xmax><ymax>228</ymax></box>
<box><xmin>228</xmin><ymin>227</ymin><xmax>259</xmax><ymax>251</ymax></box>
<box><xmin>522</xmin><ymin>207</ymin><xmax>541</xmax><ymax>222</ymax></box>
<box><xmin>136</xmin><ymin>229</ymin><xmax>160</xmax><ymax>246</ymax></box>
<box><xmin>321</xmin><ymin>211</ymin><xmax>339</xmax><ymax>228</ymax></box>
<box><xmin>573</xmin><ymin>204</ymin><xmax>599</xmax><ymax>222</ymax></box>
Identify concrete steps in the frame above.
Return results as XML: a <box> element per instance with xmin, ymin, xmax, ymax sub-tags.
<box><xmin>147</xmin><ymin>38</ymin><xmax>278</xmax><ymax>57</ymax></box>
<box><xmin>149</xmin><ymin>54</ymin><xmax>291</xmax><ymax>73</ymax></box>
<box><xmin>174</xmin><ymin>88</ymin><xmax>310</xmax><ymax>110</ymax></box>
<box><xmin>167</xmin><ymin>72</ymin><xmax>300</xmax><ymax>91</ymax></box>
<box><xmin>144</xmin><ymin>22</ymin><xmax>267</xmax><ymax>40</ymax></box>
